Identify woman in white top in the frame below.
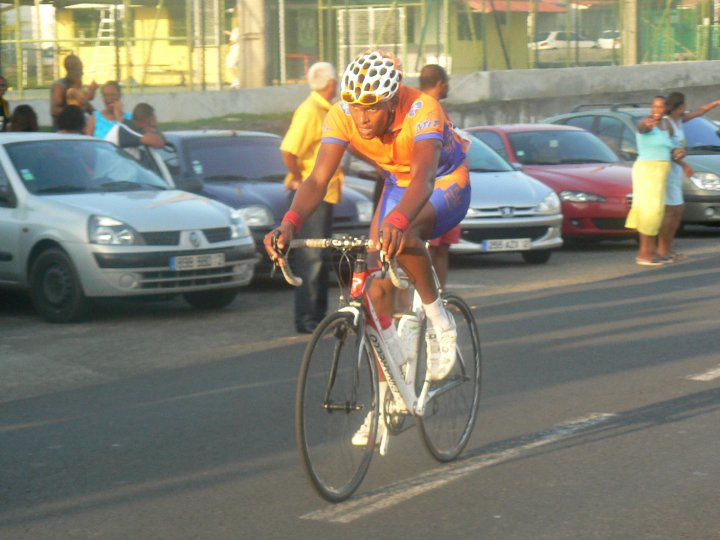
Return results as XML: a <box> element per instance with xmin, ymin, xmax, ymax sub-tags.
<box><xmin>658</xmin><ymin>92</ymin><xmax>720</xmax><ymax>262</ymax></box>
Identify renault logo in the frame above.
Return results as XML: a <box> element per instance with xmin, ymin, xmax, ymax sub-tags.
<box><xmin>189</xmin><ymin>231</ymin><xmax>201</xmax><ymax>247</ymax></box>
<box><xmin>500</xmin><ymin>207</ymin><xmax>514</xmax><ymax>218</ymax></box>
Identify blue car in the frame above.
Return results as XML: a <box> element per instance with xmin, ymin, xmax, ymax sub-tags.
<box><xmin>155</xmin><ymin>130</ymin><xmax>374</xmax><ymax>273</ymax></box>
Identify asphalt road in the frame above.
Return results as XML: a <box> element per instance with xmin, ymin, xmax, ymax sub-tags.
<box><xmin>1</xmin><ymin>229</ymin><xmax>720</xmax><ymax>539</ymax></box>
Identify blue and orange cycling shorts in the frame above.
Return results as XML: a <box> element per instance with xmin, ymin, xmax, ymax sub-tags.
<box><xmin>376</xmin><ymin>165</ymin><xmax>470</xmax><ymax>239</ymax></box>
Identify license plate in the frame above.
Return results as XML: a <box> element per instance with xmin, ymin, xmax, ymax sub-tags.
<box><xmin>481</xmin><ymin>238</ymin><xmax>531</xmax><ymax>252</ymax></box>
<box><xmin>170</xmin><ymin>253</ymin><xmax>225</xmax><ymax>271</ymax></box>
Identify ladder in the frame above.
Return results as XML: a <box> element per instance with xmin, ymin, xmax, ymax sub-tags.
<box><xmin>90</xmin><ymin>7</ymin><xmax>117</xmax><ymax>81</ymax></box>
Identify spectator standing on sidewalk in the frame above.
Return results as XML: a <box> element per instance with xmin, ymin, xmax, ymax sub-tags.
<box><xmin>105</xmin><ymin>103</ymin><xmax>166</xmax><ymax>169</ymax></box>
<box><xmin>280</xmin><ymin>62</ymin><xmax>343</xmax><ymax>334</ymax></box>
<box><xmin>9</xmin><ymin>105</ymin><xmax>39</xmax><ymax>132</ymax></box>
<box><xmin>626</xmin><ymin>96</ymin><xmax>680</xmax><ymax>266</ymax></box>
<box><xmin>56</xmin><ymin>105</ymin><xmax>87</xmax><ymax>134</ymax></box>
<box><xmin>50</xmin><ymin>54</ymin><xmax>97</xmax><ymax>130</ymax></box>
<box><xmin>86</xmin><ymin>81</ymin><xmax>131</xmax><ymax>139</ymax></box>
<box><xmin>657</xmin><ymin>92</ymin><xmax>720</xmax><ymax>262</ymax></box>
<box><xmin>419</xmin><ymin>64</ymin><xmax>458</xmax><ymax>288</ymax></box>
<box><xmin>0</xmin><ymin>76</ymin><xmax>10</xmax><ymax>131</ymax></box>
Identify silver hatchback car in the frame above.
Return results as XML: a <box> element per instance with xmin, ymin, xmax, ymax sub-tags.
<box><xmin>0</xmin><ymin>134</ymin><xmax>258</xmax><ymax>322</ymax></box>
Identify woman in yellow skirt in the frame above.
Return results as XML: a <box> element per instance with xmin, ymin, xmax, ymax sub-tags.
<box><xmin>626</xmin><ymin>96</ymin><xmax>681</xmax><ymax>266</ymax></box>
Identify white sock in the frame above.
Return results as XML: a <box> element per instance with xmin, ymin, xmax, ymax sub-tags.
<box><xmin>423</xmin><ymin>296</ymin><xmax>453</xmax><ymax>332</ymax></box>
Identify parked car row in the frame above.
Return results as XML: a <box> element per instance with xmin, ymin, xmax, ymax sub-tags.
<box><xmin>4</xmin><ymin>98</ymin><xmax>717</xmax><ymax>322</ymax></box>
<box><xmin>528</xmin><ymin>30</ymin><xmax>621</xmax><ymax>51</ymax></box>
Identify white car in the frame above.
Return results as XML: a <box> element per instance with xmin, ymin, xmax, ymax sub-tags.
<box><xmin>529</xmin><ymin>31</ymin><xmax>597</xmax><ymax>50</ymax></box>
<box><xmin>0</xmin><ymin>133</ymin><xmax>258</xmax><ymax>322</ymax></box>
<box><xmin>597</xmin><ymin>30</ymin><xmax>621</xmax><ymax>49</ymax></box>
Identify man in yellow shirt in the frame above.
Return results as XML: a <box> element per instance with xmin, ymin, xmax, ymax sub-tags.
<box><xmin>280</xmin><ymin>62</ymin><xmax>343</xmax><ymax>333</ymax></box>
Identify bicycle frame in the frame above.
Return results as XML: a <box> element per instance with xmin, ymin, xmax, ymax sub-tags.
<box><xmin>343</xmin><ymin>249</ymin><xmax>466</xmax><ymax>419</ymax></box>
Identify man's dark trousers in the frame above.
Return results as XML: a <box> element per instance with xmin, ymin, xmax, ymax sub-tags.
<box><xmin>294</xmin><ymin>200</ymin><xmax>333</xmax><ymax>331</ymax></box>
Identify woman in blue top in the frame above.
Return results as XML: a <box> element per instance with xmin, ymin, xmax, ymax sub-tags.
<box><xmin>86</xmin><ymin>81</ymin><xmax>131</xmax><ymax>138</ymax></box>
<box><xmin>626</xmin><ymin>95</ymin><xmax>682</xmax><ymax>266</ymax></box>
<box><xmin>657</xmin><ymin>92</ymin><xmax>720</xmax><ymax>262</ymax></box>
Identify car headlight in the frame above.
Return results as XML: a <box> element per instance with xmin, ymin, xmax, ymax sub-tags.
<box><xmin>230</xmin><ymin>209</ymin><xmax>251</xmax><ymax>239</ymax></box>
<box><xmin>88</xmin><ymin>216</ymin><xmax>143</xmax><ymax>245</ymax></box>
<box><xmin>235</xmin><ymin>205</ymin><xmax>274</xmax><ymax>228</ymax></box>
<box><xmin>690</xmin><ymin>172</ymin><xmax>720</xmax><ymax>191</ymax></box>
<box><xmin>355</xmin><ymin>200</ymin><xmax>374</xmax><ymax>223</ymax></box>
<box><xmin>559</xmin><ymin>190</ymin><xmax>608</xmax><ymax>203</ymax></box>
<box><xmin>535</xmin><ymin>191</ymin><xmax>561</xmax><ymax>214</ymax></box>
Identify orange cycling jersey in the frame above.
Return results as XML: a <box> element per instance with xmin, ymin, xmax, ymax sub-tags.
<box><xmin>321</xmin><ymin>85</ymin><xmax>467</xmax><ymax>187</ymax></box>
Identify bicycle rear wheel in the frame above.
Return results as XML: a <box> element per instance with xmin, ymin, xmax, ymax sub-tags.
<box><xmin>418</xmin><ymin>293</ymin><xmax>482</xmax><ymax>462</ymax></box>
<box><xmin>295</xmin><ymin>311</ymin><xmax>378</xmax><ymax>502</ymax></box>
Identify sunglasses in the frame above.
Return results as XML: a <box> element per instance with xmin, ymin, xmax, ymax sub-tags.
<box><xmin>341</xmin><ymin>90</ymin><xmax>382</xmax><ymax>106</ymax></box>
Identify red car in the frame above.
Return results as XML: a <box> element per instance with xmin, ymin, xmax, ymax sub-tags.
<box><xmin>467</xmin><ymin>124</ymin><xmax>634</xmax><ymax>239</ymax></box>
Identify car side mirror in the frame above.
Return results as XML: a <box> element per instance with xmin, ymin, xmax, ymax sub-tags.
<box><xmin>511</xmin><ymin>162</ymin><xmax>524</xmax><ymax>171</ymax></box>
<box><xmin>619</xmin><ymin>149</ymin><xmax>638</xmax><ymax>162</ymax></box>
<box><xmin>175</xmin><ymin>175</ymin><xmax>204</xmax><ymax>193</ymax></box>
<box><xmin>0</xmin><ymin>186</ymin><xmax>17</xmax><ymax>207</ymax></box>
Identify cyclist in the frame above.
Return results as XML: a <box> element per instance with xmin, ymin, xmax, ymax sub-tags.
<box><xmin>264</xmin><ymin>50</ymin><xmax>470</xmax><ymax>382</ymax></box>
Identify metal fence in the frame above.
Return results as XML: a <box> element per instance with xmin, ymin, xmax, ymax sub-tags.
<box><xmin>1</xmin><ymin>0</ymin><xmax>720</xmax><ymax>95</ymax></box>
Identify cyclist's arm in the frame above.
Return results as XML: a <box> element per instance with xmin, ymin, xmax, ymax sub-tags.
<box><xmin>392</xmin><ymin>139</ymin><xmax>441</xmax><ymax>223</ymax></box>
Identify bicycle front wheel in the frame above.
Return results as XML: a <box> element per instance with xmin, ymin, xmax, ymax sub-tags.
<box><xmin>295</xmin><ymin>311</ymin><xmax>378</xmax><ymax>502</ymax></box>
<box><xmin>418</xmin><ymin>293</ymin><xmax>482</xmax><ymax>462</ymax></box>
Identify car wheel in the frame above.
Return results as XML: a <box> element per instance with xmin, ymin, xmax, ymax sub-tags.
<box><xmin>183</xmin><ymin>289</ymin><xmax>239</xmax><ymax>310</ymax></box>
<box><xmin>521</xmin><ymin>250</ymin><xmax>552</xmax><ymax>264</ymax></box>
<box><xmin>30</xmin><ymin>248</ymin><xmax>90</xmax><ymax>323</ymax></box>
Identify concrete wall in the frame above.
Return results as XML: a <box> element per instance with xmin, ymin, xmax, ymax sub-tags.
<box><xmin>445</xmin><ymin>60</ymin><xmax>720</xmax><ymax>127</ymax></box>
<box><xmin>11</xmin><ymin>60</ymin><xmax>720</xmax><ymax>128</ymax></box>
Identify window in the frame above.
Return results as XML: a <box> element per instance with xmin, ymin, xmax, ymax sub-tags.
<box><xmin>465</xmin><ymin>136</ymin><xmax>513</xmax><ymax>172</ymax></box>
<box><xmin>457</xmin><ymin>10</ymin><xmax>483</xmax><ymax>41</ymax></box>
<box><xmin>183</xmin><ymin>136</ymin><xmax>287</xmax><ymax>180</ymax></box>
<box><xmin>74</xmin><ymin>10</ymin><xmax>101</xmax><ymax>40</ymax></box>
<box><xmin>5</xmin><ymin>140</ymin><xmax>168</xmax><ymax>194</ymax></box>
<box><xmin>472</xmin><ymin>130</ymin><xmax>509</xmax><ymax>161</ymax></box>
<box><xmin>565</xmin><ymin>115</ymin><xmax>595</xmax><ymax>132</ymax></box>
<box><xmin>556</xmin><ymin>32</ymin><xmax>567</xmax><ymax>41</ymax></box>
<box><xmin>157</xmin><ymin>145</ymin><xmax>181</xmax><ymax>179</ymax></box>
<box><xmin>620</xmin><ymin>127</ymin><xmax>638</xmax><ymax>159</ymax></box>
<box><xmin>506</xmin><ymin>130</ymin><xmax>618</xmax><ymax>165</ymax></box>
<box><xmin>0</xmin><ymin>165</ymin><xmax>15</xmax><ymax>207</ymax></box>
<box><xmin>167</xmin><ymin>3</ymin><xmax>187</xmax><ymax>38</ymax></box>
<box><xmin>595</xmin><ymin>116</ymin><xmax>624</xmax><ymax>154</ymax></box>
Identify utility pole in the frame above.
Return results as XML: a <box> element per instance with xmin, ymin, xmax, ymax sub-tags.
<box><xmin>622</xmin><ymin>0</ymin><xmax>638</xmax><ymax>65</ymax></box>
<box><xmin>237</xmin><ymin>0</ymin><xmax>267</xmax><ymax>87</ymax></box>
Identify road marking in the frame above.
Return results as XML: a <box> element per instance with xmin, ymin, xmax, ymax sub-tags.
<box><xmin>686</xmin><ymin>364</ymin><xmax>720</xmax><ymax>382</ymax></box>
<box><xmin>301</xmin><ymin>412</ymin><xmax>616</xmax><ymax>523</ymax></box>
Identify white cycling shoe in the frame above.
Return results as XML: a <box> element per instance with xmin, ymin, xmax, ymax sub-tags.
<box><xmin>425</xmin><ymin>318</ymin><xmax>457</xmax><ymax>381</ymax></box>
<box><xmin>352</xmin><ymin>382</ymin><xmax>387</xmax><ymax>446</ymax></box>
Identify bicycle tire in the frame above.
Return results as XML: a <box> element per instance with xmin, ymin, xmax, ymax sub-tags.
<box><xmin>295</xmin><ymin>311</ymin><xmax>378</xmax><ymax>502</ymax></box>
<box><xmin>417</xmin><ymin>293</ymin><xmax>482</xmax><ymax>462</ymax></box>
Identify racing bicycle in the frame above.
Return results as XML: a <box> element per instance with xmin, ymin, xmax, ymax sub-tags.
<box><xmin>273</xmin><ymin>235</ymin><xmax>481</xmax><ymax>503</ymax></box>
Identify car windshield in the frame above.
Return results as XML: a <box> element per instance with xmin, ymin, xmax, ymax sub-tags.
<box><xmin>5</xmin><ymin>139</ymin><xmax>168</xmax><ymax>194</ymax></box>
<box><xmin>465</xmin><ymin>135</ymin><xmax>514</xmax><ymax>172</ymax></box>
<box><xmin>534</xmin><ymin>32</ymin><xmax>550</xmax><ymax>41</ymax></box>
<box><xmin>681</xmin><ymin>117</ymin><xmax>720</xmax><ymax>150</ymax></box>
<box><xmin>601</xmin><ymin>30</ymin><xmax>619</xmax><ymax>38</ymax></box>
<box><xmin>184</xmin><ymin>136</ymin><xmax>287</xmax><ymax>181</ymax></box>
<box><xmin>507</xmin><ymin>130</ymin><xmax>619</xmax><ymax>165</ymax></box>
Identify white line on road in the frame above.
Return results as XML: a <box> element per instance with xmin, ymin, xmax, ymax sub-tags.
<box><xmin>686</xmin><ymin>364</ymin><xmax>720</xmax><ymax>382</ymax></box>
<box><xmin>301</xmin><ymin>412</ymin><xmax>616</xmax><ymax>524</ymax></box>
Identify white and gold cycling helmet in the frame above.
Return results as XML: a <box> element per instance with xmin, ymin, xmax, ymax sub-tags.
<box><xmin>340</xmin><ymin>50</ymin><xmax>402</xmax><ymax>106</ymax></box>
